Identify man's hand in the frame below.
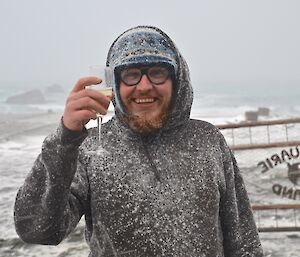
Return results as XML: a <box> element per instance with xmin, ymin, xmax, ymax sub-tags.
<box><xmin>63</xmin><ymin>77</ymin><xmax>112</xmax><ymax>131</ymax></box>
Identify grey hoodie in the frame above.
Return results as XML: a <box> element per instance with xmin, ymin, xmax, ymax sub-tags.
<box><xmin>14</xmin><ymin>26</ymin><xmax>263</xmax><ymax>257</ymax></box>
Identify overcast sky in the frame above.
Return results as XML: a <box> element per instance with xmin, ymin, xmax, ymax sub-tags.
<box><xmin>1</xmin><ymin>0</ymin><xmax>299</xmax><ymax>90</ymax></box>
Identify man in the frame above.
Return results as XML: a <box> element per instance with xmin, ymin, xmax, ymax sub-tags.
<box><xmin>14</xmin><ymin>26</ymin><xmax>263</xmax><ymax>257</ymax></box>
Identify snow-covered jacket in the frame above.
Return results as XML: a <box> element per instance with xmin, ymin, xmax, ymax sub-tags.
<box><xmin>14</xmin><ymin>26</ymin><xmax>263</xmax><ymax>257</ymax></box>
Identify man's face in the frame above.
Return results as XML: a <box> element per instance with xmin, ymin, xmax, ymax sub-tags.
<box><xmin>119</xmin><ymin>65</ymin><xmax>173</xmax><ymax>133</ymax></box>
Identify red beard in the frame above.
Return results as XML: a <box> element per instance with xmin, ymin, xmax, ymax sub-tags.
<box><xmin>125</xmin><ymin>101</ymin><xmax>170</xmax><ymax>134</ymax></box>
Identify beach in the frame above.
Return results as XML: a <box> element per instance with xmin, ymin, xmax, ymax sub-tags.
<box><xmin>0</xmin><ymin>112</ymin><xmax>62</xmax><ymax>140</ymax></box>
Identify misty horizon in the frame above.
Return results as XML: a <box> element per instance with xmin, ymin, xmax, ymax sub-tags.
<box><xmin>1</xmin><ymin>0</ymin><xmax>299</xmax><ymax>94</ymax></box>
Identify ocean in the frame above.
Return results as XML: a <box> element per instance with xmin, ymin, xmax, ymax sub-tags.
<box><xmin>0</xmin><ymin>81</ymin><xmax>300</xmax><ymax>256</ymax></box>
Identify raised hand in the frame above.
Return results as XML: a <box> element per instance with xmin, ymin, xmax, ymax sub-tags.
<box><xmin>63</xmin><ymin>77</ymin><xmax>112</xmax><ymax>131</ymax></box>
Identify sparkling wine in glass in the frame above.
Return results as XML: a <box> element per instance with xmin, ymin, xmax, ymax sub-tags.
<box><xmin>86</xmin><ymin>65</ymin><xmax>113</xmax><ymax>155</ymax></box>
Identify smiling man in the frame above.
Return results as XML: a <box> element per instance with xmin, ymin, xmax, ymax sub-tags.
<box><xmin>14</xmin><ymin>26</ymin><xmax>263</xmax><ymax>257</ymax></box>
<box><xmin>118</xmin><ymin>64</ymin><xmax>173</xmax><ymax>133</ymax></box>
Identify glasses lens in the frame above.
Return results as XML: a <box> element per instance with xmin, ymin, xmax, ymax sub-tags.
<box><xmin>120</xmin><ymin>68</ymin><xmax>142</xmax><ymax>86</ymax></box>
<box><xmin>148</xmin><ymin>66</ymin><xmax>170</xmax><ymax>84</ymax></box>
<box><xmin>120</xmin><ymin>65</ymin><xmax>171</xmax><ymax>86</ymax></box>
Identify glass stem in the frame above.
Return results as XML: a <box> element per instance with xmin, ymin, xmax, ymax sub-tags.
<box><xmin>97</xmin><ymin>115</ymin><xmax>103</xmax><ymax>143</ymax></box>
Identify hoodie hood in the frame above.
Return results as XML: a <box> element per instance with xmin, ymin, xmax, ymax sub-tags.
<box><xmin>106</xmin><ymin>25</ymin><xmax>193</xmax><ymax>132</ymax></box>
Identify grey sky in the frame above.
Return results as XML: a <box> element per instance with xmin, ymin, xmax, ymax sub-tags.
<box><xmin>1</xmin><ymin>0</ymin><xmax>299</xmax><ymax>90</ymax></box>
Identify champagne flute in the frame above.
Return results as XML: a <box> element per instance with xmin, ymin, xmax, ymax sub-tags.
<box><xmin>86</xmin><ymin>65</ymin><xmax>113</xmax><ymax>155</ymax></box>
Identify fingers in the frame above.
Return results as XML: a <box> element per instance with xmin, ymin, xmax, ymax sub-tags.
<box><xmin>70</xmin><ymin>86</ymin><xmax>112</xmax><ymax>103</ymax></box>
<box><xmin>63</xmin><ymin>109</ymin><xmax>97</xmax><ymax>131</ymax></box>
<box><xmin>67</xmin><ymin>96</ymin><xmax>110</xmax><ymax>116</ymax></box>
<box><xmin>62</xmin><ymin>77</ymin><xmax>112</xmax><ymax>131</ymax></box>
<box><xmin>72</xmin><ymin>76</ymin><xmax>102</xmax><ymax>93</ymax></box>
<box><xmin>67</xmin><ymin>90</ymin><xmax>111</xmax><ymax>115</ymax></box>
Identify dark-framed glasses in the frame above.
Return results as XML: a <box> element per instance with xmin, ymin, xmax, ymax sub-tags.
<box><xmin>120</xmin><ymin>65</ymin><xmax>172</xmax><ymax>86</ymax></box>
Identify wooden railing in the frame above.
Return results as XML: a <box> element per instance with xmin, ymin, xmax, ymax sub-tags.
<box><xmin>217</xmin><ymin>118</ymin><xmax>300</xmax><ymax>232</ymax></box>
<box><xmin>217</xmin><ymin>118</ymin><xmax>300</xmax><ymax>151</ymax></box>
<box><xmin>252</xmin><ymin>204</ymin><xmax>300</xmax><ymax>232</ymax></box>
